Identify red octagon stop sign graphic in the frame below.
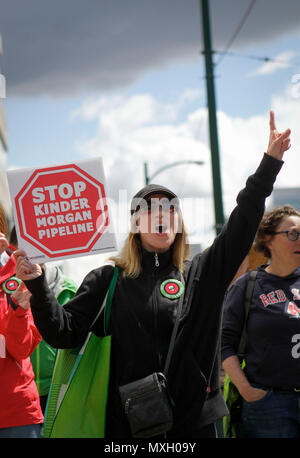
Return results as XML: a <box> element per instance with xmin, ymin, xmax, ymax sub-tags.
<box><xmin>15</xmin><ymin>164</ymin><xmax>110</xmax><ymax>258</ymax></box>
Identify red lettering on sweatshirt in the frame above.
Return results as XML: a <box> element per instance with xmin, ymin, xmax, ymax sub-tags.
<box><xmin>288</xmin><ymin>301</ymin><xmax>300</xmax><ymax>317</ymax></box>
<box><xmin>267</xmin><ymin>291</ymin><xmax>278</xmax><ymax>304</ymax></box>
<box><xmin>292</xmin><ymin>288</ymin><xmax>300</xmax><ymax>301</ymax></box>
<box><xmin>260</xmin><ymin>294</ymin><xmax>271</xmax><ymax>307</ymax></box>
<box><xmin>260</xmin><ymin>289</ymin><xmax>286</xmax><ymax>307</ymax></box>
<box><xmin>276</xmin><ymin>290</ymin><xmax>286</xmax><ymax>302</ymax></box>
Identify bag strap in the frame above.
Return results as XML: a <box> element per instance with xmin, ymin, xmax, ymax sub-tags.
<box><xmin>104</xmin><ymin>266</ymin><xmax>118</xmax><ymax>334</ymax></box>
<box><xmin>89</xmin><ymin>266</ymin><xmax>118</xmax><ymax>334</ymax></box>
<box><xmin>163</xmin><ymin>272</ymin><xmax>185</xmax><ymax>376</ymax></box>
<box><xmin>237</xmin><ymin>270</ymin><xmax>257</xmax><ymax>358</ymax></box>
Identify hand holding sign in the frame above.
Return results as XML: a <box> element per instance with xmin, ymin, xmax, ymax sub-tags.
<box><xmin>14</xmin><ymin>249</ymin><xmax>43</xmax><ymax>281</ymax></box>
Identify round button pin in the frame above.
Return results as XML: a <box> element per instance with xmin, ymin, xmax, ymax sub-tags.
<box><xmin>160</xmin><ymin>279</ymin><xmax>184</xmax><ymax>299</ymax></box>
<box><xmin>2</xmin><ymin>276</ymin><xmax>22</xmax><ymax>294</ymax></box>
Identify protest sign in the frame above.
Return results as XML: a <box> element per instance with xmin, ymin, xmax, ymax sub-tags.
<box><xmin>7</xmin><ymin>158</ymin><xmax>117</xmax><ymax>263</ymax></box>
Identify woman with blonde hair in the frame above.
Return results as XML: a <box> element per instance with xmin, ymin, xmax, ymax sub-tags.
<box><xmin>110</xmin><ymin>191</ymin><xmax>189</xmax><ymax>278</ymax></box>
<box><xmin>15</xmin><ymin>111</ymin><xmax>291</xmax><ymax>438</ymax></box>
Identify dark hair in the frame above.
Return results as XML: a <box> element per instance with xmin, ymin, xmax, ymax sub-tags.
<box><xmin>253</xmin><ymin>205</ymin><xmax>300</xmax><ymax>258</ymax></box>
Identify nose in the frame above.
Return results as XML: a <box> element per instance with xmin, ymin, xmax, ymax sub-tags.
<box><xmin>152</xmin><ymin>204</ymin><xmax>168</xmax><ymax>218</ymax></box>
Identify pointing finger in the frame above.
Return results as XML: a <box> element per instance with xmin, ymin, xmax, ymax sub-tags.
<box><xmin>269</xmin><ymin>110</ymin><xmax>276</xmax><ymax>131</ymax></box>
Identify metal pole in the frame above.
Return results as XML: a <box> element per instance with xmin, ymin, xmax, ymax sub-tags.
<box><xmin>144</xmin><ymin>162</ymin><xmax>149</xmax><ymax>185</ymax></box>
<box><xmin>200</xmin><ymin>0</ymin><xmax>224</xmax><ymax>235</ymax></box>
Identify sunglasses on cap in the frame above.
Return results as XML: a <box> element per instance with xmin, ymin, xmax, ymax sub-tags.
<box><xmin>136</xmin><ymin>197</ymin><xmax>180</xmax><ymax>213</ymax></box>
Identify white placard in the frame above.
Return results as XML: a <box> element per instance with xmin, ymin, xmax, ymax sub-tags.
<box><xmin>7</xmin><ymin>158</ymin><xmax>117</xmax><ymax>263</ymax></box>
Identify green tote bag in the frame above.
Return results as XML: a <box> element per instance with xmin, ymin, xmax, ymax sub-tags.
<box><xmin>43</xmin><ymin>266</ymin><xmax>118</xmax><ymax>438</ymax></box>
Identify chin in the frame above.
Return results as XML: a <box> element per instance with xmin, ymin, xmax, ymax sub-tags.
<box><xmin>151</xmin><ymin>240</ymin><xmax>172</xmax><ymax>252</ymax></box>
<box><xmin>141</xmin><ymin>232</ymin><xmax>175</xmax><ymax>252</ymax></box>
<box><xmin>157</xmin><ymin>246</ymin><xmax>171</xmax><ymax>252</ymax></box>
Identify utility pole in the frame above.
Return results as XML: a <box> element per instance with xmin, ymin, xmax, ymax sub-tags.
<box><xmin>144</xmin><ymin>162</ymin><xmax>149</xmax><ymax>185</ymax></box>
<box><xmin>200</xmin><ymin>0</ymin><xmax>224</xmax><ymax>235</ymax></box>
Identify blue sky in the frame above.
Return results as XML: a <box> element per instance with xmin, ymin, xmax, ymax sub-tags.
<box><xmin>4</xmin><ymin>13</ymin><xmax>300</xmax><ymax>169</ymax></box>
<box><xmin>2</xmin><ymin>0</ymin><xmax>300</xmax><ymax>273</ymax></box>
<box><xmin>5</xmin><ymin>32</ymin><xmax>299</xmax><ymax>165</ymax></box>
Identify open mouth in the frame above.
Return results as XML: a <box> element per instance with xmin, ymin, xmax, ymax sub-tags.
<box><xmin>155</xmin><ymin>224</ymin><xmax>168</xmax><ymax>234</ymax></box>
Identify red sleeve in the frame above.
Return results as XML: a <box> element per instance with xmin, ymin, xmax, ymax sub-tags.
<box><xmin>6</xmin><ymin>306</ymin><xmax>42</xmax><ymax>360</ymax></box>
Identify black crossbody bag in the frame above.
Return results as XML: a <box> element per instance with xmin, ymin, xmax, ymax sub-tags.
<box><xmin>118</xmin><ymin>274</ymin><xmax>185</xmax><ymax>438</ymax></box>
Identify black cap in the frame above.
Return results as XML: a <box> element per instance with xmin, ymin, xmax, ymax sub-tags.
<box><xmin>130</xmin><ymin>184</ymin><xmax>179</xmax><ymax>215</ymax></box>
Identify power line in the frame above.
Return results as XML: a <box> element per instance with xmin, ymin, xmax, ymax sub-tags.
<box><xmin>214</xmin><ymin>49</ymin><xmax>300</xmax><ymax>68</ymax></box>
<box><xmin>214</xmin><ymin>0</ymin><xmax>256</xmax><ymax>67</ymax></box>
<box><xmin>205</xmin><ymin>0</ymin><xmax>298</xmax><ymax>69</ymax></box>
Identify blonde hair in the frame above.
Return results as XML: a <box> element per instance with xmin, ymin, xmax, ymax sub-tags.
<box><xmin>110</xmin><ymin>219</ymin><xmax>190</xmax><ymax>278</ymax></box>
<box><xmin>0</xmin><ymin>201</ymin><xmax>8</xmax><ymax>235</ymax></box>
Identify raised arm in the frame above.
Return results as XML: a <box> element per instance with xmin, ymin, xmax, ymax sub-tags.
<box><xmin>204</xmin><ymin>110</ymin><xmax>291</xmax><ymax>289</ymax></box>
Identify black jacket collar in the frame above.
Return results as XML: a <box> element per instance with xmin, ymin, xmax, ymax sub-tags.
<box><xmin>140</xmin><ymin>247</ymin><xmax>172</xmax><ymax>272</ymax></box>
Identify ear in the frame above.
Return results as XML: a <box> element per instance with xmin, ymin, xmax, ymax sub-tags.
<box><xmin>264</xmin><ymin>235</ymin><xmax>273</xmax><ymax>252</ymax></box>
<box><xmin>136</xmin><ymin>215</ymin><xmax>140</xmax><ymax>233</ymax></box>
<box><xmin>130</xmin><ymin>214</ymin><xmax>141</xmax><ymax>234</ymax></box>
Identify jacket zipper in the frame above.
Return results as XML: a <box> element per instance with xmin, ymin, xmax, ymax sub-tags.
<box><xmin>153</xmin><ymin>252</ymin><xmax>162</xmax><ymax>368</ymax></box>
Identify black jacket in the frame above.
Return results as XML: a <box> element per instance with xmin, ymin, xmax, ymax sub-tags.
<box><xmin>221</xmin><ymin>265</ymin><xmax>300</xmax><ymax>388</ymax></box>
<box><xmin>25</xmin><ymin>153</ymin><xmax>283</xmax><ymax>437</ymax></box>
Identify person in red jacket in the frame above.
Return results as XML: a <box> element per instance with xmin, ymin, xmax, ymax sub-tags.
<box><xmin>0</xmin><ymin>220</ymin><xmax>43</xmax><ymax>438</ymax></box>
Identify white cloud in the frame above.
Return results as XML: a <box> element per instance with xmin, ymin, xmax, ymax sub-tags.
<box><xmin>70</xmin><ymin>86</ymin><xmax>300</xmax><ymax>252</ymax></box>
<box><xmin>71</xmin><ymin>93</ymin><xmax>208</xmax><ymax>186</ymax></box>
<box><xmin>249</xmin><ymin>51</ymin><xmax>296</xmax><ymax>76</ymax></box>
